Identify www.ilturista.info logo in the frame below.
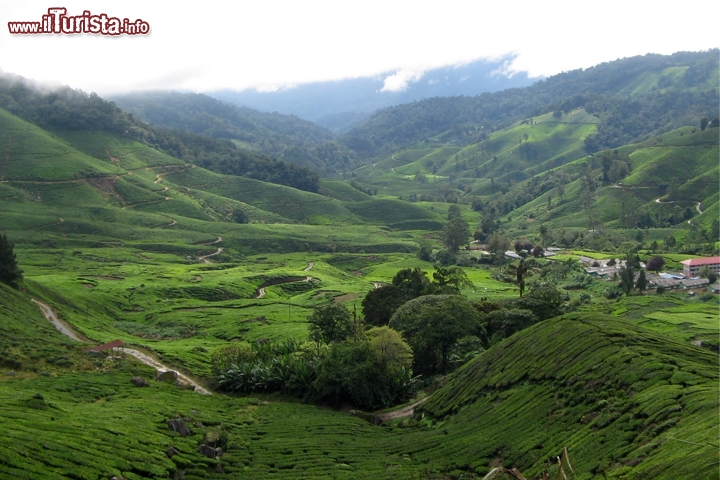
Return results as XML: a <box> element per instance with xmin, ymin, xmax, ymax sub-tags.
<box><xmin>8</xmin><ymin>8</ymin><xmax>150</xmax><ymax>35</ymax></box>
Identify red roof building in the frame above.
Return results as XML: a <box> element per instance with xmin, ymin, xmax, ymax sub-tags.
<box><xmin>83</xmin><ymin>339</ymin><xmax>125</xmax><ymax>353</ymax></box>
<box><xmin>680</xmin><ymin>256</ymin><xmax>720</xmax><ymax>276</ymax></box>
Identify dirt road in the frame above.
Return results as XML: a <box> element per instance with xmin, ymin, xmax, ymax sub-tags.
<box><xmin>199</xmin><ymin>247</ymin><xmax>224</xmax><ymax>263</ymax></box>
<box><xmin>31</xmin><ymin>299</ymin><xmax>87</xmax><ymax>342</ymax></box>
<box><xmin>32</xmin><ymin>299</ymin><xmax>211</xmax><ymax>394</ymax></box>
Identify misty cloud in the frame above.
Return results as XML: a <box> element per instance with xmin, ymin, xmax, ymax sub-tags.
<box><xmin>380</xmin><ymin>69</ymin><xmax>425</xmax><ymax>93</ymax></box>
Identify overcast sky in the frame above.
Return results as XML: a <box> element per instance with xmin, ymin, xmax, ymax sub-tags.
<box><xmin>1</xmin><ymin>1</ymin><xmax>718</xmax><ymax>95</ymax></box>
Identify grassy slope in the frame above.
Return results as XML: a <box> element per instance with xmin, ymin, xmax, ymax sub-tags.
<box><xmin>505</xmin><ymin>127</ymin><xmax>719</xmax><ymax>232</ymax></box>
<box><xmin>413</xmin><ymin>313</ymin><xmax>718</xmax><ymax>479</ymax></box>
<box><xmin>0</xmin><ymin>110</ymin><xmax>122</xmax><ymax>181</ymax></box>
<box><xmin>1</xmin><ymin>90</ymin><xmax>718</xmax><ymax>479</ymax></box>
<box><xmin>351</xmin><ymin>110</ymin><xmax>599</xmax><ymax>198</ymax></box>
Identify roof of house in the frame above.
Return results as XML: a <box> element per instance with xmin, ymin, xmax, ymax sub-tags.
<box><xmin>680</xmin><ymin>278</ymin><xmax>710</xmax><ymax>287</ymax></box>
<box><xmin>83</xmin><ymin>339</ymin><xmax>124</xmax><ymax>352</ymax></box>
<box><xmin>680</xmin><ymin>256</ymin><xmax>720</xmax><ymax>266</ymax></box>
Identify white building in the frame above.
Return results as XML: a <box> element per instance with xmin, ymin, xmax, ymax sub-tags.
<box><xmin>680</xmin><ymin>257</ymin><xmax>720</xmax><ymax>277</ymax></box>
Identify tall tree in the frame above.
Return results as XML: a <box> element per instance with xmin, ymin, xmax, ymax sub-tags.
<box><xmin>635</xmin><ymin>269</ymin><xmax>648</xmax><ymax>292</ymax></box>
<box><xmin>508</xmin><ymin>260</ymin><xmax>529</xmax><ymax>297</ymax></box>
<box><xmin>308</xmin><ymin>304</ymin><xmax>356</xmax><ymax>344</ymax></box>
<box><xmin>447</xmin><ymin>204</ymin><xmax>463</xmax><ymax>220</ymax></box>
<box><xmin>0</xmin><ymin>234</ymin><xmax>22</xmax><ymax>288</ymax></box>
<box><xmin>441</xmin><ymin>217</ymin><xmax>470</xmax><ymax>254</ymax></box>
<box><xmin>618</xmin><ymin>258</ymin><xmax>636</xmax><ymax>295</ymax></box>
<box><xmin>392</xmin><ymin>268</ymin><xmax>431</xmax><ymax>300</ymax></box>
<box><xmin>539</xmin><ymin>224</ymin><xmax>549</xmax><ymax>247</ymax></box>
<box><xmin>431</xmin><ymin>266</ymin><xmax>472</xmax><ymax>293</ymax></box>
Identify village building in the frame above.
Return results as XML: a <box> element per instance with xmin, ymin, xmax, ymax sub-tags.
<box><xmin>680</xmin><ymin>256</ymin><xmax>720</xmax><ymax>276</ymax></box>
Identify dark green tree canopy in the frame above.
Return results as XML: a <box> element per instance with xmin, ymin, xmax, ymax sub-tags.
<box><xmin>486</xmin><ymin>308</ymin><xmax>538</xmax><ymax>339</ymax></box>
<box><xmin>392</xmin><ymin>268</ymin><xmax>432</xmax><ymax>300</ymax></box>
<box><xmin>308</xmin><ymin>303</ymin><xmax>355</xmax><ymax>344</ymax></box>
<box><xmin>441</xmin><ymin>217</ymin><xmax>470</xmax><ymax>254</ymax></box>
<box><xmin>635</xmin><ymin>269</ymin><xmax>648</xmax><ymax>292</ymax></box>
<box><xmin>311</xmin><ymin>338</ymin><xmax>414</xmax><ymax>410</ymax></box>
<box><xmin>361</xmin><ymin>285</ymin><xmax>406</xmax><ymax>327</ymax></box>
<box><xmin>0</xmin><ymin>234</ymin><xmax>22</xmax><ymax>288</ymax></box>
<box><xmin>513</xmin><ymin>286</ymin><xmax>565</xmax><ymax>320</ymax></box>
<box><xmin>389</xmin><ymin>295</ymin><xmax>484</xmax><ymax>375</ymax></box>
<box><xmin>618</xmin><ymin>259</ymin><xmax>636</xmax><ymax>296</ymax></box>
<box><xmin>431</xmin><ymin>266</ymin><xmax>472</xmax><ymax>294</ymax></box>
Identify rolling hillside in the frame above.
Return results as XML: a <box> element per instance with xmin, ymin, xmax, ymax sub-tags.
<box><xmin>110</xmin><ymin>91</ymin><xmax>359</xmax><ymax>176</ymax></box>
<box><xmin>411</xmin><ymin>313</ymin><xmax>718</xmax><ymax>479</ymax></box>
<box><xmin>1</xmin><ymin>282</ymin><xmax>716</xmax><ymax>479</ymax></box>
<box><xmin>349</xmin><ymin>109</ymin><xmax>718</xmax><ymax>240</ymax></box>
<box><xmin>341</xmin><ymin>50</ymin><xmax>719</xmax><ymax>159</ymax></box>
<box><xmin>0</xmin><ymin>54</ymin><xmax>718</xmax><ymax>480</ymax></box>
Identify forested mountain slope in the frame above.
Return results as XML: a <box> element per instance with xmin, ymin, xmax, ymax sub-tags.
<box><xmin>111</xmin><ymin>92</ymin><xmax>357</xmax><ymax>176</ymax></box>
<box><xmin>342</xmin><ymin>50</ymin><xmax>719</xmax><ymax>159</ymax></box>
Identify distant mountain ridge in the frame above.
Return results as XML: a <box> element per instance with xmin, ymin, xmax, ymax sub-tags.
<box><xmin>108</xmin><ymin>51</ymin><xmax>718</xmax><ymax>178</ymax></box>
<box><xmin>209</xmin><ymin>56</ymin><xmax>535</xmax><ymax>131</ymax></box>
<box><xmin>110</xmin><ymin>91</ymin><xmax>358</xmax><ymax>176</ymax></box>
<box><xmin>341</xmin><ymin>50</ymin><xmax>719</xmax><ymax>158</ymax></box>
<box><xmin>0</xmin><ymin>73</ymin><xmax>323</xmax><ymax>191</ymax></box>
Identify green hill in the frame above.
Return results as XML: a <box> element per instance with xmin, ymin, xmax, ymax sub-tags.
<box><xmin>411</xmin><ymin>313</ymin><xmax>718</xmax><ymax>479</ymax></box>
<box><xmin>342</xmin><ymin>50</ymin><xmax>718</xmax><ymax>159</ymax></box>
<box><xmin>503</xmin><ymin>126</ymin><xmax>719</xmax><ymax>234</ymax></box>
<box><xmin>0</xmin><ymin>55</ymin><xmax>718</xmax><ymax>480</ymax></box>
<box><xmin>109</xmin><ymin>91</ymin><xmax>358</xmax><ymax>176</ymax></box>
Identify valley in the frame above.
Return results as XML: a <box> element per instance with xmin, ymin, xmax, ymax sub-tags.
<box><xmin>0</xmin><ymin>50</ymin><xmax>717</xmax><ymax>479</ymax></box>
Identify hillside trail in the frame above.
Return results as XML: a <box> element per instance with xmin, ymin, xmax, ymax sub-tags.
<box><xmin>31</xmin><ymin>299</ymin><xmax>87</xmax><ymax>342</ymax></box>
<box><xmin>199</xmin><ymin>247</ymin><xmax>224</xmax><ymax>263</ymax></box>
<box><xmin>255</xmin><ymin>274</ymin><xmax>313</xmax><ymax>298</ymax></box>
<box><xmin>377</xmin><ymin>397</ymin><xmax>430</xmax><ymax>421</ymax></box>
<box><xmin>31</xmin><ymin>299</ymin><xmax>211</xmax><ymax>394</ymax></box>
<box><xmin>696</xmin><ymin>202</ymin><xmax>703</xmax><ymax>214</ymax></box>
<box><xmin>304</xmin><ymin>262</ymin><xmax>314</xmax><ymax>271</ymax></box>
<box><xmin>197</xmin><ymin>236</ymin><xmax>222</xmax><ymax>245</ymax></box>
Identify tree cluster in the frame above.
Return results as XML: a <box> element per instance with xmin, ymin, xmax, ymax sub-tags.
<box><xmin>214</xmin><ymin>317</ymin><xmax>416</xmax><ymax>411</ymax></box>
<box><xmin>0</xmin><ymin>234</ymin><xmax>22</xmax><ymax>288</ymax></box>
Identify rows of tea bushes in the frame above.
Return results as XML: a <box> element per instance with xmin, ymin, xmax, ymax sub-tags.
<box><xmin>400</xmin><ymin>314</ymin><xmax>718</xmax><ymax>479</ymax></box>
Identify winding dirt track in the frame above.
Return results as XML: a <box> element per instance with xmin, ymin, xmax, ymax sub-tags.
<box><xmin>31</xmin><ymin>299</ymin><xmax>211</xmax><ymax>395</ymax></box>
<box><xmin>199</xmin><ymin>247</ymin><xmax>224</xmax><ymax>263</ymax></box>
<box><xmin>31</xmin><ymin>299</ymin><xmax>86</xmax><ymax>342</ymax></box>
